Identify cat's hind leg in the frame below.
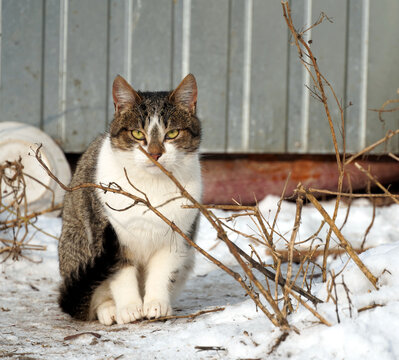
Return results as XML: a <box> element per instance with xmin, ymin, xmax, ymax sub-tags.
<box><xmin>97</xmin><ymin>300</ymin><xmax>117</xmax><ymax>326</ymax></box>
<box><xmin>90</xmin><ymin>280</ymin><xmax>117</xmax><ymax>325</ymax></box>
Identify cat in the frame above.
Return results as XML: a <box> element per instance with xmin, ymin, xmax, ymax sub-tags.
<box><xmin>58</xmin><ymin>74</ymin><xmax>202</xmax><ymax>325</ymax></box>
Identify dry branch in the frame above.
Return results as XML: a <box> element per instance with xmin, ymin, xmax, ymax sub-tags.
<box><xmin>308</xmin><ymin>189</ymin><xmax>399</xmax><ymax>199</ymax></box>
<box><xmin>300</xmin><ymin>187</ymin><xmax>379</xmax><ymax>289</ymax></box>
<box><xmin>143</xmin><ymin>307</ymin><xmax>225</xmax><ymax>323</ymax></box>
<box><xmin>345</xmin><ymin>130</ymin><xmax>399</xmax><ymax>166</ymax></box>
<box><xmin>267</xmin><ymin>247</ymin><xmax>369</xmax><ymax>263</ymax></box>
<box><xmin>354</xmin><ymin>162</ymin><xmax>399</xmax><ymax>205</ymax></box>
<box><xmin>370</xmin><ymin>97</ymin><xmax>399</xmax><ymax>123</ymax></box>
<box><xmin>0</xmin><ymin>158</ymin><xmax>60</xmax><ymax>260</ymax></box>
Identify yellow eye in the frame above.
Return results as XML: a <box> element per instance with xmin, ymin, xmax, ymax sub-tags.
<box><xmin>132</xmin><ymin>130</ymin><xmax>145</xmax><ymax>140</ymax></box>
<box><xmin>166</xmin><ymin>129</ymin><xmax>179</xmax><ymax>139</ymax></box>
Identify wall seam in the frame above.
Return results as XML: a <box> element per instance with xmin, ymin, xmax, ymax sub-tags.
<box><xmin>241</xmin><ymin>0</ymin><xmax>253</xmax><ymax>151</ymax></box>
<box><xmin>58</xmin><ymin>0</ymin><xmax>69</xmax><ymax>143</ymax></box>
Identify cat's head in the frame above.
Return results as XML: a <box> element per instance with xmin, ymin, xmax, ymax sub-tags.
<box><xmin>109</xmin><ymin>74</ymin><xmax>201</xmax><ymax>173</ymax></box>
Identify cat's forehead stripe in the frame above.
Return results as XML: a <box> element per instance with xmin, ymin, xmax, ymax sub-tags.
<box><xmin>150</xmin><ymin>124</ymin><xmax>161</xmax><ymax>141</ymax></box>
<box><xmin>147</xmin><ymin>114</ymin><xmax>160</xmax><ymax>132</ymax></box>
<box><xmin>151</xmin><ymin>114</ymin><xmax>160</xmax><ymax>124</ymax></box>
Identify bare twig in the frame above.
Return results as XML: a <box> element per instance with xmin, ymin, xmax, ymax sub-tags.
<box><xmin>354</xmin><ymin>162</ymin><xmax>399</xmax><ymax>205</ymax></box>
<box><xmin>64</xmin><ymin>332</ymin><xmax>101</xmax><ymax>341</ymax></box>
<box><xmin>300</xmin><ymin>186</ymin><xmax>379</xmax><ymax>289</ymax></box>
<box><xmin>369</xmin><ymin>97</ymin><xmax>399</xmax><ymax>122</ymax></box>
<box><xmin>144</xmin><ymin>307</ymin><xmax>225</xmax><ymax>323</ymax></box>
<box><xmin>361</xmin><ymin>199</ymin><xmax>376</xmax><ymax>250</ymax></box>
<box><xmin>308</xmin><ymin>189</ymin><xmax>399</xmax><ymax>199</ymax></box>
<box><xmin>358</xmin><ymin>303</ymin><xmax>384</xmax><ymax>313</ymax></box>
<box><xmin>345</xmin><ymin>130</ymin><xmax>399</xmax><ymax>166</ymax></box>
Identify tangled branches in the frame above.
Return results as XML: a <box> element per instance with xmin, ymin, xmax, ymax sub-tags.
<box><xmin>0</xmin><ymin>158</ymin><xmax>61</xmax><ymax>261</ymax></box>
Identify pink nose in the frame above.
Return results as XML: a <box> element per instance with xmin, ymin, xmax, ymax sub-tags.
<box><xmin>150</xmin><ymin>153</ymin><xmax>162</xmax><ymax>161</ymax></box>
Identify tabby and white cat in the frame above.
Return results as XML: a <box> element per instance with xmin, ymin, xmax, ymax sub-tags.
<box><xmin>58</xmin><ymin>74</ymin><xmax>201</xmax><ymax>325</ymax></box>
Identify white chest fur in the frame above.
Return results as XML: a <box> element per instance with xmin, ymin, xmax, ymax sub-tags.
<box><xmin>95</xmin><ymin>136</ymin><xmax>201</xmax><ymax>263</ymax></box>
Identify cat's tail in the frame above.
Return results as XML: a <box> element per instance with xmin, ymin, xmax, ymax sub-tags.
<box><xmin>58</xmin><ymin>224</ymin><xmax>120</xmax><ymax>321</ymax></box>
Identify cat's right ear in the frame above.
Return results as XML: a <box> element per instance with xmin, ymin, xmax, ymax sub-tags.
<box><xmin>112</xmin><ymin>75</ymin><xmax>141</xmax><ymax>113</ymax></box>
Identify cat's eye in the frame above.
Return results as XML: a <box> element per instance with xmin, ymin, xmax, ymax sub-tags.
<box><xmin>165</xmin><ymin>129</ymin><xmax>179</xmax><ymax>139</ymax></box>
<box><xmin>132</xmin><ymin>130</ymin><xmax>145</xmax><ymax>140</ymax></box>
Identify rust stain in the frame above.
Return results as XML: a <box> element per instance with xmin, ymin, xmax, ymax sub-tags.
<box><xmin>201</xmin><ymin>157</ymin><xmax>399</xmax><ymax>205</ymax></box>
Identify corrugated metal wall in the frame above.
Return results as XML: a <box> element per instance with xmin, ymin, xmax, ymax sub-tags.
<box><xmin>0</xmin><ymin>0</ymin><xmax>398</xmax><ymax>154</ymax></box>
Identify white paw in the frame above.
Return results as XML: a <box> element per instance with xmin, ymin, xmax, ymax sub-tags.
<box><xmin>143</xmin><ymin>299</ymin><xmax>172</xmax><ymax>319</ymax></box>
<box><xmin>97</xmin><ymin>300</ymin><xmax>117</xmax><ymax>326</ymax></box>
<box><xmin>116</xmin><ymin>302</ymin><xmax>143</xmax><ymax>324</ymax></box>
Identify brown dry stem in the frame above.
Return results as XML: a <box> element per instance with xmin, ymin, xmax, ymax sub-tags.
<box><xmin>300</xmin><ymin>186</ymin><xmax>379</xmax><ymax>289</ymax></box>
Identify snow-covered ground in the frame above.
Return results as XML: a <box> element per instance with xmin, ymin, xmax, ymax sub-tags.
<box><xmin>1</xmin><ymin>196</ymin><xmax>399</xmax><ymax>359</ymax></box>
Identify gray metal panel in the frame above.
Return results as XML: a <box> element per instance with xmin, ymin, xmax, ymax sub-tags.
<box><xmin>248</xmin><ymin>0</ymin><xmax>288</xmax><ymax>153</ymax></box>
<box><xmin>189</xmin><ymin>0</ymin><xmax>229</xmax><ymax>153</ymax></box>
<box><xmin>366</xmin><ymin>0</ymin><xmax>399</xmax><ymax>152</ymax></box>
<box><xmin>287</xmin><ymin>0</ymin><xmax>348</xmax><ymax>154</ymax></box>
<box><xmin>62</xmin><ymin>0</ymin><xmax>109</xmax><ymax>152</ymax></box>
<box><xmin>1</xmin><ymin>0</ymin><xmax>398</xmax><ymax>154</ymax></box>
<box><xmin>107</xmin><ymin>0</ymin><xmax>174</xmax><ymax>127</ymax></box>
<box><xmin>172</xmin><ymin>0</ymin><xmax>184</xmax><ymax>88</ymax></box>
<box><xmin>0</xmin><ymin>0</ymin><xmax>44</xmax><ymax>126</ymax></box>
<box><xmin>287</xmin><ymin>0</ymin><xmax>309</xmax><ymax>153</ymax></box>
<box><xmin>345</xmin><ymin>0</ymin><xmax>367</xmax><ymax>154</ymax></box>
<box><xmin>128</xmin><ymin>0</ymin><xmax>173</xmax><ymax>91</ymax></box>
<box><xmin>42</xmin><ymin>0</ymin><xmax>61</xmax><ymax>144</ymax></box>
<box><xmin>107</xmin><ymin>0</ymin><xmax>128</xmax><ymax>126</ymax></box>
<box><xmin>307</xmin><ymin>0</ymin><xmax>348</xmax><ymax>154</ymax></box>
<box><xmin>225</xmin><ymin>0</ymin><xmax>246</xmax><ymax>152</ymax></box>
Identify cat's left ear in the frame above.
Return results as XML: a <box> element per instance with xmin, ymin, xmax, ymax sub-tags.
<box><xmin>112</xmin><ymin>75</ymin><xmax>141</xmax><ymax>113</ymax></box>
<box><xmin>169</xmin><ymin>74</ymin><xmax>198</xmax><ymax>114</ymax></box>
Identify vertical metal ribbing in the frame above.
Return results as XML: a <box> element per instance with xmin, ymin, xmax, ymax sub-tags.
<box><xmin>126</xmin><ymin>0</ymin><xmax>134</xmax><ymax>83</ymax></box>
<box><xmin>58</xmin><ymin>0</ymin><xmax>68</xmax><ymax>143</ymax></box>
<box><xmin>301</xmin><ymin>0</ymin><xmax>312</xmax><ymax>152</ymax></box>
<box><xmin>105</xmin><ymin>0</ymin><xmax>111</xmax><ymax>126</ymax></box>
<box><xmin>181</xmin><ymin>0</ymin><xmax>191</xmax><ymax>77</ymax></box>
<box><xmin>359</xmin><ymin>0</ymin><xmax>369</xmax><ymax>149</ymax></box>
<box><xmin>242</xmin><ymin>0</ymin><xmax>253</xmax><ymax>151</ymax></box>
<box><xmin>40</xmin><ymin>0</ymin><xmax>46</xmax><ymax>130</ymax></box>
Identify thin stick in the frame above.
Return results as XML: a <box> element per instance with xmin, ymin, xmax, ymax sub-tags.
<box><xmin>388</xmin><ymin>153</ymin><xmax>399</xmax><ymax>162</ymax></box>
<box><xmin>354</xmin><ymin>162</ymin><xmax>399</xmax><ymax>205</ymax></box>
<box><xmin>284</xmin><ymin>194</ymin><xmax>303</xmax><ymax>315</ymax></box>
<box><xmin>144</xmin><ymin>307</ymin><xmax>225</xmax><ymax>323</ymax></box>
<box><xmin>369</xmin><ymin>97</ymin><xmax>399</xmax><ymax>122</ymax></box>
<box><xmin>345</xmin><ymin>129</ymin><xmax>399</xmax><ymax>166</ymax></box>
<box><xmin>308</xmin><ymin>189</ymin><xmax>399</xmax><ymax>199</ymax></box>
<box><xmin>0</xmin><ymin>203</ymin><xmax>63</xmax><ymax>231</ymax></box>
<box><xmin>361</xmin><ymin>198</ymin><xmax>376</xmax><ymax>250</ymax></box>
<box><xmin>182</xmin><ymin>204</ymin><xmax>256</xmax><ymax>211</ymax></box>
<box><xmin>285</xmin><ymin>286</ymin><xmax>332</xmax><ymax>326</ymax></box>
<box><xmin>301</xmin><ymin>187</ymin><xmax>379</xmax><ymax>289</ymax></box>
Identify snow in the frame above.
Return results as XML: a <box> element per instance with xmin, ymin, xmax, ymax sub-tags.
<box><xmin>1</xmin><ymin>196</ymin><xmax>399</xmax><ymax>359</ymax></box>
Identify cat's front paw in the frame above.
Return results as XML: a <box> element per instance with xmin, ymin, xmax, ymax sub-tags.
<box><xmin>143</xmin><ymin>299</ymin><xmax>172</xmax><ymax>319</ymax></box>
<box><xmin>116</xmin><ymin>302</ymin><xmax>143</xmax><ymax>324</ymax></box>
<box><xmin>97</xmin><ymin>300</ymin><xmax>117</xmax><ymax>326</ymax></box>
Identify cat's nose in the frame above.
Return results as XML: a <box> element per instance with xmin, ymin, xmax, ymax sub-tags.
<box><xmin>149</xmin><ymin>153</ymin><xmax>162</xmax><ymax>161</ymax></box>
